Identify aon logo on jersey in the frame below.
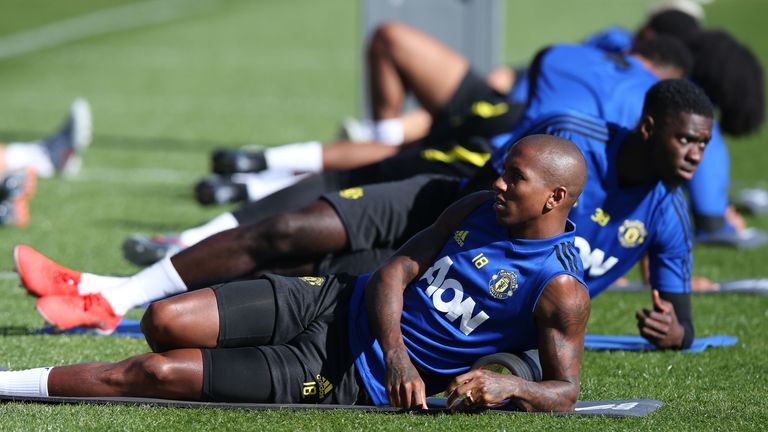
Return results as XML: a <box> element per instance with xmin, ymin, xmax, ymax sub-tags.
<box><xmin>574</xmin><ymin>236</ymin><xmax>618</xmax><ymax>277</ymax></box>
<box><xmin>420</xmin><ymin>256</ymin><xmax>489</xmax><ymax>336</ymax></box>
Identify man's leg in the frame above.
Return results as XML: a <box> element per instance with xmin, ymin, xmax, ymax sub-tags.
<box><xmin>4</xmin><ymin>279</ymin><xmax>282</xmax><ymax>401</ymax></box>
<box><xmin>368</xmin><ymin>22</ymin><xmax>469</xmax><ymax>120</ymax></box>
<box><xmin>46</xmin><ymin>350</ymin><xmax>203</xmax><ymax>399</ymax></box>
<box><xmin>24</xmin><ymin>201</ymin><xmax>346</xmax><ymax>330</ymax></box>
<box><xmin>174</xmin><ymin>200</ymin><xmax>348</xmax><ymax>290</ymax></box>
<box><xmin>3</xmin><ymin>287</ymin><xmax>221</xmax><ymax>399</ymax></box>
<box><xmin>140</xmin><ymin>288</ymin><xmax>221</xmax><ymax>352</ymax></box>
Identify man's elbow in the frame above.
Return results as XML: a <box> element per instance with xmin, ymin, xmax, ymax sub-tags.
<box><xmin>517</xmin><ymin>380</ymin><xmax>580</xmax><ymax>413</ymax></box>
<box><xmin>556</xmin><ymin>383</ymin><xmax>580</xmax><ymax>412</ymax></box>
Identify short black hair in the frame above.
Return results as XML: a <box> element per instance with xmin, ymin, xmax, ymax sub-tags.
<box><xmin>631</xmin><ymin>35</ymin><xmax>693</xmax><ymax>77</ymax></box>
<box><xmin>642</xmin><ymin>79</ymin><xmax>714</xmax><ymax>121</ymax></box>
<box><xmin>686</xmin><ymin>30</ymin><xmax>765</xmax><ymax>136</ymax></box>
<box><xmin>645</xmin><ymin>10</ymin><xmax>701</xmax><ymax>42</ymax></box>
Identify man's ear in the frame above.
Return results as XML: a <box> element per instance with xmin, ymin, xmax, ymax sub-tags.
<box><xmin>546</xmin><ymin>186</ymin><xmax>568</xmax><ymax>211</ymax></box>
<box><xmin>639</xmin><ymin>114</ymin><xmax>655</xmax><ymax>140</ymax></box>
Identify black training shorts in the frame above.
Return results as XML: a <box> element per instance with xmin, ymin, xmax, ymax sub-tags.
<box><xmin>428</xmin><ymin>68</ymin><xmax>524</xmax><ymax>143</ymax></box>
<box><xmin>202</xmin><ymin>274</ymin><xmax>367</xmax><ymax>405</ymax></box>
<box><xmin>317</xmin><ymin>248</ymin><xmax>396</xmax><ymax>275</ymax></box>
<box><xmin>322</xmin><ymin>174</ymin><xmax>463</xmax><ymax>252</ymax></box>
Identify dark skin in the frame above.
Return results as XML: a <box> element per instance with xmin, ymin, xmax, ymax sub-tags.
<box><xmin>367</xmin><ymin>138</ymin><xmax>590</xmax><ymax>410</ymax></box>
<box><xmin>48</xmin><ymin>288</ymin><xmax>221</xmax><ymax>399</ymax></box>
<box><xmin>617</xmin><ymin>111</ymin><xmax>713</xmax><ymax>348</ymax></box>
<box><xmin>171</xmin><ymin>200</ymin><xmax>349</xmax><ymax>289</ymax></box>
<box><xmin>446</xmin><ymin>275</ymin><xmax>589</xmax><ymax>412</ymax></box>
<box><xmin>47</xmin><ymin>137</ymin><xmax>589</xmax><ymax>408</ymax></box>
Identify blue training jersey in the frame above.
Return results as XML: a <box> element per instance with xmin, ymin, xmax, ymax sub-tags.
<box><xmin>523</xmin><ymin>44</ymin><xmax>658</xmax><ymax>127</ymax></box>
<box><xmin>493</xmin><ymin>110</ymin><xmax>694</xmax><ymax>297</ymax></box>
<box><xmin>502</xmin><ymin>41</ymin><xmax>730</xmax><ymax>232</ymax></box>
<box><xmin>347</xmin><ymin>199</ymin><xmax>585</xmax><ymax>406</ymax></box>
<box><xmin>583</xmin><ymin>26</ymin><xmax>634</xmax><ymax>53</ymax></box>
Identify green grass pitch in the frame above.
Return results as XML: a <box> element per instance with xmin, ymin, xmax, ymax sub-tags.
<box><xmin>0</xmin><ymin>0</ymin><xmax>766</xmax><ymax>430</ymax></box>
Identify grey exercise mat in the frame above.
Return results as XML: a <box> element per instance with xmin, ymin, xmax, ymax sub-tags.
<box><xmin>0</xmin><ymin>395</ymin><xmax>662</xmax><ymax>417</ymax></box>
<box><xmin>606</xmin><ymin>278</ymin><xmax>768</xmax><ymax>295</ymax></box>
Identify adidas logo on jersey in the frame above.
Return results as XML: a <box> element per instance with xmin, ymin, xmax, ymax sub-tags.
<box><xmin>454</xmin><ymin>230</ymin><xmax>469</xmax><ymax>247</ymax></box>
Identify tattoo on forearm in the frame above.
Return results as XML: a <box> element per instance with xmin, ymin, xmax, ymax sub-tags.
<box><xmin>517</xmin><ymin>281</ymin><xmax>589</xmax><ymax>412</ymax></box>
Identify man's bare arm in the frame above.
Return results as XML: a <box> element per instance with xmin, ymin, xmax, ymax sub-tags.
<box><xmin>366</xmin><ymin>191</ymin><xmax>492</xmax><ymax>408</ymax></box>
<box><xmin>446</xmin><ymin>274</ymin><xmax>590</xmax><ymax>412</ymax></box>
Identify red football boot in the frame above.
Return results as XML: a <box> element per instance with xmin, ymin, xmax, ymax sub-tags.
<box><xmin>36</xmin><ymin>293</ymin><xmax>122</xmax><ymax>334</ymax></box>
<box><xmin>14</xmin><ymin>244</ymin><xmax>81</xmax><ymax>297</ymax></box>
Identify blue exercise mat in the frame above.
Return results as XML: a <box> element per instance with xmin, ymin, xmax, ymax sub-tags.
<box><xmin>607</xmin><ymin>278</ymin><xmax>768</xmax><ymax>295</ymax></box>
<box><xmin>584</xmin><ymin>334</ymin><xmax>737</xmax><ymax>353</ymax></box>
<box><xmin>37</xmin><ymin>319</ymin><xmax>143</xmax><ymax>338</ymax></box>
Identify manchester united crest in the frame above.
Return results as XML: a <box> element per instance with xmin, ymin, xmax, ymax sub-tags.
<box><xmin>618</xmin><ymin>220</ymin><xmax>647</xmax><ymax>248</ymax></box>
<box><xmin>489</xmin><ymin>270</ymin><xmax>518</xmax><ymax>299</ymax></box>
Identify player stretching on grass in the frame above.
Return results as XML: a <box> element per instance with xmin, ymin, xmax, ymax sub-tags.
<box><xmin>2</xmin><ymin>136</ymin><xmax>590</xmax><ymax>411</ymax></box>
<box><xmin>123</xmin><ymin>29</ymin><xmax>695</xmax><ymax>265</ymax></box>
<box><xmin>17</xmin><ymin>79</ymin><xmax>713</xmax><ymax>352</ymax></box>
<box><xmin>183</xmin><ymin>18</ymin><xmax>761</xmax><ymax>249</ymax></box>
<box><xmin>0</xmin><ymin>98</ymin><xmax>92</xmax><ymax>227</ymax></box>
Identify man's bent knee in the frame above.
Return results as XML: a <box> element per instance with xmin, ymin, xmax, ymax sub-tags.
<box><xmin>141</xmin><ymin>301</ymin><xmax>180</xmax><ymax>351</ymax></box>
<box><xmin>370</xmin><ymin>21</ymin><xmax>410</xmax><ymax>55</ymax></box>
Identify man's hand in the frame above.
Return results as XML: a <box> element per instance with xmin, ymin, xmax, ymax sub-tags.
<box><xmin>384</xmin><ymin>348</ymin><xmax>427</xmax><ymax>409</ymax></box>
<box><xmin>445</xmin><ymin>369</ymin><xmax>518</xmax><ymax>411</ymax></box>
<box><xmin>635</xmin><ymin>289</ymin><xmax>685</xmax><ymax>348</ymax></box>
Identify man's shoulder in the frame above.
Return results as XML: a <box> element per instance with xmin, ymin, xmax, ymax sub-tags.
<box><xmin>545</xmin><ymin>42</ymin><xmax>606</xmax><ymax>60</ymax></box>
<box><xmin>651</xmin><ymin>186</ymin><xmax>692</xmax><ymax>229</ymax></box>
<box><xmin>521</xmin><ymin>110</ymin><xmax>625</xmax><ymax>146</ymax></box>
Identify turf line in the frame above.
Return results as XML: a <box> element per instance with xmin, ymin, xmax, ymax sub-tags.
<box><xmin>73</xmin><ymin>166</ymin><xmax>197</xmax><ymax>185</ymax></box>
<box><xmin>0</xmin><ymin>0</ymin><xmax>219</xmax><ymax>61</ymax></box>
<box><xmin>0</xmin><ymin>272</ymin><xmax>17</xmax><ymax>281</ymax></box>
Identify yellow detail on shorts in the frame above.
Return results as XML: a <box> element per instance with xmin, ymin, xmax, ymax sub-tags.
<box><xmin>339</xmin><ymin>187</ymin><xmax>364</xmax><ymax>200</ymax></box>
<box><xmin>618</xmin><ymin>220</ymin><xmax>647</xmax><ymax>248</ymax></box>
<box><xmin>590</xmin><ymin>208</ymin><xmax>610</xmax><ymax>227</ymax></box>
<box><xmin>302</xmin><ymin>381</ymin><xmax>317</xmax><ymax>397</ymax></box>
<box><xmin>316</xmin><ymin>374</ymin><xmax>334</xmax><ymax>398</ymax></box>
<box><xmin>471</xmin><ymin>101</ymin><xmax>509</xmax><ymax>118</ymax></box>
<box><xmin>300</xmin><ymin>277</ymin><xmax>325</xmax><ymax>286</ymax></box>
<box><xmin>421</xmin><ymin>145</ymin><xmax>490</xmax><ymax>168</ymax></box>
<box><xmin>454</xmin><ymin>230</ymin><xmax>469</xmax><ymax>247</ymax></box>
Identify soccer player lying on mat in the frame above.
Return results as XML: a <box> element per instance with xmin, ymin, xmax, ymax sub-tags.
<box><xmin>0</xmin><ymin>98</ymin><xmax>92</xmax><ymax>227</ymax></box>
<box><xmin>198</xmin><ymin>9</ymin><xmax>703</xmax><ymax>199</ymax></box>
<box><xmin>127</xmin><ymin>16</ymin><xmax>761</xmax><ymax>267</ymax></box>
<box><xmin>3</xmin><ymin>136</ymin><xmax>591</xmax><ymax>411</ymax></box>
<box><xmin>124</xmin><ymin>28</ymin><xmax>696</xmax><ymax>263</ymax></box>
<box><xmin>194</xmin><ymin>14</ymin><xmax>761</xmax><ymax>250</ymax></box>
<box><xmin>17</xmin><ymin>79</ymin><xmax>714</xmax><ymax>352</ymax></box>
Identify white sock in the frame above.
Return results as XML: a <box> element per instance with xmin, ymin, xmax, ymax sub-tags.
<box><xmin>0</xmin><ymin>367</ymin><xmax>52</xmax><ymax>397</ymax></box>
<box><xmin>179</xmin><ymin>212</ymin><xmax>239</xmax><ymax>246</ymax></box>
<box><xmin>100</xmin><ymin>257</ymin><xmax>188</xmax><ymax>315</ymax></box>
<box><xmin>264</xmin><ymin>141</ymin><xmax>323</xmax><ymax>173</ymax></box>
<box><xmin>372</xmin><ymin>118</ymin><xmax>404</xmax><ymax>146</ymax></box>
<box><xmin>4</xmin><ymin>143</ymin><xmax>55</xmax><ymax>178</ymax></box>
<box><xmin>78</xmin><ymin>273</ymin><xmax>129</xmax><ymax>295</ymax></box>
<box><xmin>232</xmin><ymin>170</ymin><xmax>309</xmax><ymax>201</ymax></box>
